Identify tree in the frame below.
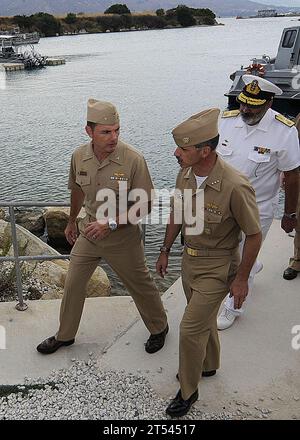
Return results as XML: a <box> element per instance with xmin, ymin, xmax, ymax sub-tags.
<box><xmin>176</xmin><ymin>6</ymin><xmax>196</xmax><ymax>27</ymax></box>
<box><xmin>104</xmin><ymin>4</ymin><xmax>131</xmax><ymax>15</ymax></box>
<box><xmin>65</xmin><ymin>13</ymin><xmax>77</xmax><ymax>24</ymax></box>
<box><xmin>32</xmin><ymin>13</ymin><xmax>62</xmax><ymax>37</ymax></box>
<box><xmin>13</xmin><ymin>15</ymin><xmax>33</xmax><ymax>30</ymax></box>
<box><xmin>156</xmin><ymin>9</ymin><xmax>165</xmax><ymax>17</ymax></box>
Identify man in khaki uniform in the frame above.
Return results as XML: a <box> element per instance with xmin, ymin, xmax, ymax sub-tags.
<box><xmin>37</xmin><ymin>99</ymin><xmax>168</xmax><ymax>355</ymax></box>
<box><xmin>283</xmin><ymin>113</ymin><xmax>300</xmax><ymax>280</ymax></box>
<box><xmin>156</xmin><ymin>108</ymin><xmax>262</xmax><ymax>417</ymax></box>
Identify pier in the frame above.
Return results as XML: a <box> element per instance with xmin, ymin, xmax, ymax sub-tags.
<box><xmin>0</xmin><ymin>58</ymin><xmax>66</xmax><ymax>72</ymax></box>
<box><xmin>1</xmin><ymin>63</ymin><xmax>25</xmax><ymax>72</ymax></box>
<box><xmin>45</xmin><ymin>58</ymin><xmax>66</xmax><ymax>66</ymax></box>
<box><xmin>0</xmin><ymin>220</ymin><xmax>299</xmax><ymax>419</ymax></box>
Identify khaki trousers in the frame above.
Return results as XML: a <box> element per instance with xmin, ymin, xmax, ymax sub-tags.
<box><xmin>57</xmin><ymin>224</ymin><xmax>167</xmax><ymax>341</ymax></box>
<box><xmin>289</xmin><ymin>190</ymin><xmax>300</xmax><ymax>271</ymax></box>
<box><xmin>179</xmin><ymin>249</ymin><xmax>239</xmax><ymax>400</ymax></box>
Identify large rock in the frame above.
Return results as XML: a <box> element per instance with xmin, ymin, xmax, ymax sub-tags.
<box><xmin>0</xmin><ymin>219</ymin><xmax>110</xmax><ymax>300</ymax></box>
<box><xmin>14</xmin><ymin>209</ymin><xmax>45</xmax><ymax>234</ymax></box>
<box><xmin>43</xmin><ymin>207</ymin><xmax>86</xmax><ymax>247</ymax></box>
<box><xmin>0</xmin><ymin>208</ymin><xmax>5</xmax><ymax>220</ymax></box>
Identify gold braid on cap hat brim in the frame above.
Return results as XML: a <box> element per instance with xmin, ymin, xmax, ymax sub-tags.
<box><xmin>237</xmin><ymin>92</ymin><xmax>267</xmax><ymax>106</ymax></box>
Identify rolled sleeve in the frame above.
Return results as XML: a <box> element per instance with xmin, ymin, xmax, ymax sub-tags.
<box><xmin>277</xmin><ymin>127</ymin><xmax>300</xmax><ymax>172</ymax></box>
<box><xmin>67</xmin><ymin>153</ymin><xmax>80</xmax><ymax>190</ymax></box>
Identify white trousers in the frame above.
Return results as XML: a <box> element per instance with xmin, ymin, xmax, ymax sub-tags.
<box><xmin>223</xmin><ymin>216</ymin><xmax>273</xmax><ymax>315</ymax></box>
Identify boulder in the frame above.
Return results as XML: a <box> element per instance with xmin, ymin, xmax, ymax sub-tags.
<box><xmin>0</xmin><ymin>208</ymin><xmax>5</xmax><ymax>220</ymax></box>
<box><xmin>43</xmin><ymin>207</ymin><xmax>86</xmax><ymax>247</ymax></box>
<box><xmin>0</xmin><ymin>219</ymin><xmax>110</xmax><ymax>300</ymax></box>
<box><xmin>14</xmin><ymin>209</ymin><xmax>45</xmax><ymax>234</ymax></box>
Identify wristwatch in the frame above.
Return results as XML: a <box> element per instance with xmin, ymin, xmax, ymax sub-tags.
<box><xmin>284</xmin><ymin>212</ymin><xmax>297</xmax><ymax>219</ymax></box>
<box><xmin>160</xmin><ymin>246</ymin><xmax>170</xmax><ymax>253</ymax></box>
<box><xmin>108</xmin><ymin>218</ymin><xmax>118</xmax><ymax>231</ymax></box>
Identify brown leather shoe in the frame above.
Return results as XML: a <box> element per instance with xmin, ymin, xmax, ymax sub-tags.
<box><xmin>145</xmin><ymin>324</ymin><xmax>169</xmax><ymax>354</ymax></box>
<box><xmin>36</xmin><ymin>336</ymin><xmax>75</xmax><ymax>354</ymax></box>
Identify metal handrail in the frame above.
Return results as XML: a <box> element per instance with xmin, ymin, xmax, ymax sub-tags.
<box><xmin>0</xmin><ymin>201</ymin><xmax>170</xmax><ymax>311</ymax></box>
<box><xmin>0</xmin><ymin>202</ymin><xmax>73</xmax><ymax>311</ymax></box>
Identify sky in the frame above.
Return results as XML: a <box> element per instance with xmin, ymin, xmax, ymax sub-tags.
<box><xmin>258</xmin><ymin>0</ymin><xmax>300</xmax><ymax>6</ymax></box>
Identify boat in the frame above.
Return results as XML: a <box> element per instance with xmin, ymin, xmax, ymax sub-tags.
<box><xmin>0</xmin><ymin>35</ymin><xmax>46</xmax><ymax>69</ymax></box>
<box><xmin>0</xmin><ymin>27</ymin><xmax>40</xmax><ymax>45</ymax></box>
<box><xmin>225</xmin><ymin>25</ymin><xmax>300</xmax><ymax>118</ymax></box>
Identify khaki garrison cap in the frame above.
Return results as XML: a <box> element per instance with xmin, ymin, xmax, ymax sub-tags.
<box><xmin>87</xmin><ymin>99</ymin><xmax>119</xmax><ymax>125</ymax></box>
<box><xmin>237</xmin><ymin>74</ymin><xmax>283</xmax><ymax>107</ymax></box>
<box><xmin>172</xmin><ymin>108</ymin><xmax>220</xmax><ymax>148</ymax></box>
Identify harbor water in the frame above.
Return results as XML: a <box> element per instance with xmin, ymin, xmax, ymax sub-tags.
<box><xmin>0</xmin><ymin>16</ymin><xmax>291</xmax><ymax>293</ymax></box>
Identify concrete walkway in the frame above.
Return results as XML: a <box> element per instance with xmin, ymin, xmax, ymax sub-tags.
<box><xmin>0</xmin><ymin>220</ymin><xmax>300</xmax><ymax>419</ymax></box>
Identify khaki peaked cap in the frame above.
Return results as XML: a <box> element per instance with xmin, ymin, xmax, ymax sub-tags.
<box><xmin>172</xmin><ymin>108</ymin><xmax>220</xmax><ymax>148</ymax></box>
<box><xmin>87</xmin><ymin>98</ymin><xmax>119</xmax><ymax>125</ymax></box>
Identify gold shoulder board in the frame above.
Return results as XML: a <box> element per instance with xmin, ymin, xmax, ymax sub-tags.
<box><xmin>222</xmin><ymin>110</ymin><xmax>240</xmax><ymax>118</ymax></box>
<box><xmin>275</xmin><ymin>114</ymin><xmax>295</xmax><ymax>127</ymax></box>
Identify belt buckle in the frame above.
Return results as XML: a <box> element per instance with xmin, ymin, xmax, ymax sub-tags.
<box><xmin>187</xmin><ymin>247</ymin><xmax>198</xmax><ymax>257</ymax></box>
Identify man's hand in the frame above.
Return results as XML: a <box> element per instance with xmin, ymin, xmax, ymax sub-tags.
<box><xmin>65</xmin><ymin>221</ymin><xmax>78</xmax><ymax>245</ymax></box>
<box><xmin>281</xmin><ymin>215</ymin><xmax>297</xmax><ymax>234</ymax></box>
<box><xmin>156</xmin><ymin>253</ymin><xmax>169</xmax><ymax>278</ymax></box>
<box><xmin>84</xmin><ymin>221</ymin><xmax>110</xmax><ymax>241</ymax></box>
<box><xmin>229</xmin><ymin>278</ymin><xmax>249</xmax><ymax>310</ymax></box>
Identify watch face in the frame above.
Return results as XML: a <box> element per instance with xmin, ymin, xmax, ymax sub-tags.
<box><xmin>109</xmin><ymin>220</ymin><xmax>117</xmax><ymax>230</ymax></box>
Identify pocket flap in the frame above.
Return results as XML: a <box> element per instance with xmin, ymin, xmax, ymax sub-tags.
<box><xmin>248</xmin><ymin>151</ymin><xmax>271</xmax><ymax>163</ymax></box>
<box><xmin>76</xmin><ymin>175</ymin><xmax>91</xmax><ymax>186</ymax></box>
<box><xmin>205</xmin><ymin>212</ymin><xmax>222</xmax><ymax>223</ymax></box>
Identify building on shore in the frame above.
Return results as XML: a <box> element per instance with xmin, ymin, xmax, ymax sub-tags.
<box><xmin>257</xmin><ymin>9</ymin><xmax>277</xmax><ymax>17</ymax></box>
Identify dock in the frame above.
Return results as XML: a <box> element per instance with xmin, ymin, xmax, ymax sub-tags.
<box><xmin>1</xmin><ymin>220</ymin><xmax>300</xmax><ymax>419</ymax></box>
<box><xmin>1</xmin><ymin>63</ymin><xmax>24</xmax><ymax>72</ymax></box>
<box><xmin>46</xmin><ymin>58</ymin><xmax>66</xmax><ymax>66</ymax></box>
<box><xmin>0</xmin><ymin>58</ymin><xmax>65</xmax><ymax>72</ymax></box>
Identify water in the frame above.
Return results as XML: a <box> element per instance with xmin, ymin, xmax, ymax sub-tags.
<box><xmin>0</xmin><ymin>17</ymin><xmax>291</xmax><ymax>293</ymax></box>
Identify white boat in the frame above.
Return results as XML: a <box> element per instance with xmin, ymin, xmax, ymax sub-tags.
<box><xmin>226</xmin><ymin>26</ymin><xmax>300</xmax><ymax>118</ymax></box>
<box><xmin>0</xmin><ymin>30</ymin><xmax>40</xmax><ymax>46</ymax></box>
<box><xmin>0</xmin><ymin>35</ymin><xmax>46</xmax><ymax>69</ymax></box>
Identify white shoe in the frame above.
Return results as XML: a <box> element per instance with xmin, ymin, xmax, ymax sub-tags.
<box><xmin>255</xmin><ymin>261</ymin><xmax>263</xmax><ymax>274</ymax></box>
<box><xmin>217</xmin><ymin>308</ymin><xmax>237</xmax><ymax>330</ymax></box>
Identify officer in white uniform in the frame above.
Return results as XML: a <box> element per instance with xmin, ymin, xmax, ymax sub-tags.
<box><xmin>217</xmin><ymin>74</ymin><xmax>300</xmax><ymax>330</ymax></box>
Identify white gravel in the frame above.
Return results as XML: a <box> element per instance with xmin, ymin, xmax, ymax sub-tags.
<box><xmin>0</xmin><ymin>354</ymin><xmax>240</xmax><ymax>420</ymax></box>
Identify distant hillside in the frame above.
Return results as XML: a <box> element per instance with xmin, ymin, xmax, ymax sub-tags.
<box><xmin>1</xmin><ymin>0</ymin><xmax>300</xmax><ymax>17</ymax></box>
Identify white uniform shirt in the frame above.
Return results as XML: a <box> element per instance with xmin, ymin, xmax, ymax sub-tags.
<box><xmin>217</xmin><ymin>108</ymin><xmax>300</xmax><ymax>219</ymax></box>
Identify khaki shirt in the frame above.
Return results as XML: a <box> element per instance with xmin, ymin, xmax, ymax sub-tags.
<box><xmin>175</xmin><ymin>156</ymin><xmax>261</xmax><ymax>250</ymax></box>
<box><xmin>68</xmin><ymin>140</ymin><xmax>154</xmax><ymax>220</ymax></box>
<box><xmin>295</xmin><ymin>113</ymin><xmax>300</xmax><ymax>138</ymax></box>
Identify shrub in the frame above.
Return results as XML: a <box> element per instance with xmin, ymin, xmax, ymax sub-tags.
<box><xmin>104</xmin><ymin>4</ymin><xmax>131</xmax><ymax>15</ymax></box>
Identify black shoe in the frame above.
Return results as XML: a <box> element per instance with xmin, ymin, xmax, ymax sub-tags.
<box><xmin>36</xmin><ymin>336</ymin><xmax>75</xmax><ymax>354</ymax></box>
<box><xmin>176</xmin><ymin>370</ymin><xmax>216</xmax><ymax>381</ymax></box>
<box><xmin>283</xmin><ymin>267</ymin><xmax>299</xmax><ymax>280</ymax></box>
<box><xmin>202</xmin><ymin>370</ymin><xmax>216</xmax><ymax>377</ymax></box>
<box><xmin>145</xmin><ymin>324</ymin><xmax>169</xmax><ymax>354</ymax></box>
<box><xmin>166</xmin><ymin>389</ymin><xmax>198</xmax><ymax>417</ymax></box>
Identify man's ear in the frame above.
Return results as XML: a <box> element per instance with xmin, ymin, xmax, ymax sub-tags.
<box><xmin>85</xmin><ymin>125</ymin><xmax>93</xmax><ymax>139</ymax></box>
<box><xmin>201</xmin><ymin>146</ymin><xmax>211</xmax><ymax>159</ymax></box>
<box><xmin>267</xmin><ymin>99</ymin><xmax>273</xmax><ymax>110</ymax></box>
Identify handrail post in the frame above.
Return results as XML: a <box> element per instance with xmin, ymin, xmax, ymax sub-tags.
<box><xmin>8</xmin><ymin>206</ymin><xmax>28</xmax><ymax>311</ymax></box>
